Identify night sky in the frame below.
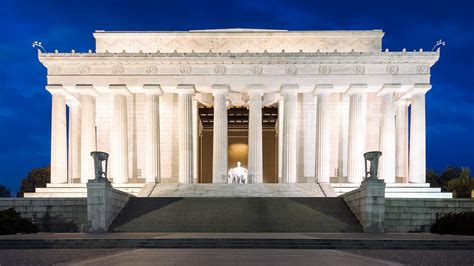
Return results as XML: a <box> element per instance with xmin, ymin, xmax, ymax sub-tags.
<box><xmin>1</xmin><ymin>0</ymin><xmax>473</xmax><ymax>193</ymax></box>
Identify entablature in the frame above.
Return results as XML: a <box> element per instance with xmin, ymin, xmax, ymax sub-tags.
<box><xmin>39</xmin><ymin>51</ymin><xmax>439</xmax><ymax>78</ymax></box>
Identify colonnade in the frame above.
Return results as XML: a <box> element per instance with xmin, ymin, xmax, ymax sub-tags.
<box><xmin>48</xmin><ymin>83</ymin><xmax>428</xmax><ymax>185</ymax></box>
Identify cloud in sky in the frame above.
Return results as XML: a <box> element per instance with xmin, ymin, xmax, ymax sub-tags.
<box><xmin>0</xmin><ymin>0</ymin><xmax>473</xmax><ymax>192</ymax></box>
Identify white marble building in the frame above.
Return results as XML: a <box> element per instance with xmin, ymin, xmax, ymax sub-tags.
<box><xmin>33</xmin><ymin>29</ymin><xmax>447</xmax><ymax>198</ymax></box>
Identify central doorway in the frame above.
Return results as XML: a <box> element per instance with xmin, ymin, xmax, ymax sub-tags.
<box><xmin>198</xmin><ymin>106</ymin><xmax>278</xmax><ymax>183</ymax></box>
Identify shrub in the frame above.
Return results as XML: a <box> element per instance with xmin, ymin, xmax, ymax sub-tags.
<box><xmin>0</xmin><ymin>208</ymin><xmax>38</xmax><ymax>235</ymax></box>
<box><xmin>430</xmin><ymin>211</ymin><xmax>474</xmax><ymax>235</ymax></box>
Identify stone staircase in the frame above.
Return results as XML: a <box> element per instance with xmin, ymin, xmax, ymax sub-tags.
<box><xmin>147</xmin><ymin>183</ymin><xmax>329</xmax><ymax>197</ymax></box>
<box><xmin>23</xmin><ymin>183</ymin><xmax>145</xmax><ymax>198</ymax></box>
<box><xmin>331</xmin><ymin>183</ymin><xmax>452</xmax><ymax>198</ymax></box>
<box><xmin>110</xmin><ymin>197</ymin><xmax>362</xmax><ymax>233</ymax></box>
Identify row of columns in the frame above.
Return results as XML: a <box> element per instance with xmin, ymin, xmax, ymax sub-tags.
<box><xmin>48</xmin><ymin>83</ymin><xmax>429</xmax><ymax>185</ymax></box>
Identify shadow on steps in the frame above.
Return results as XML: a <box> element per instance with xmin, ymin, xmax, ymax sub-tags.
<box><xmin>110</xmin><ymin>197</ymin><xmax>362</xmax><ymax>233</ymax></box>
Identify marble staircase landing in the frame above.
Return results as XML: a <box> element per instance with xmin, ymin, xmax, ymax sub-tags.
<box><xmin>147</xmin><ymin>183</ymin><xmax>329</xmax><ymax>197</ymax></box>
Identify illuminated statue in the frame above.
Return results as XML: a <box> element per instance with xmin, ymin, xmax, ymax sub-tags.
<box><xmin>228</xmin><ymin>161</ymin><xmax>248</xmax><ymax>184</ymax></box>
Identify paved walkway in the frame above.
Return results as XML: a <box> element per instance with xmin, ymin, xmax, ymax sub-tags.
<box><xmin>1</xmin><ymin>248</ymin><xmax>474</xmax><ymax>265</ymax></box>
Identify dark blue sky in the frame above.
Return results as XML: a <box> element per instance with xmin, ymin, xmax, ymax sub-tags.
<box><xmin>1</xmin><ymin>0</ymin><xmax>473</xmax><ymax>192</ymax></box>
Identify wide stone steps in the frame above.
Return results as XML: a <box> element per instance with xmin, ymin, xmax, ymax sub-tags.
<box><xmin>148</xmin><ymin>183</ymin><xmax>328</xmax><ymax>197</ymax></box>
<box><xmin>24</xmin><ymin>183</ymin><xmax>145</xmax><ymax>198</ymax></box>
<box><xmin>332</xmin><ymin>183</ymin><xmax>452</xmax><ymax>198</ymax></box>
<box><xmin>1</xmin><ymin>238</ymin><xmax>473</xmax><ymax>250</ymax></box>
<box><xmin>110</xmin><ymin>197</ymin><xmax>362</xmax><ymax>233</ymax></box>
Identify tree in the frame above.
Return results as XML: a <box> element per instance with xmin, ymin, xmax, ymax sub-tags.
<box><xmin>440</xmin><ymin>166</ymin><xmax>463</xmax><ymax>191</ymax></box>
<box><xmin>426</xmin><ymin>169</ymin><xmax>441</xmax><ymax>188</ymax></box>
<box><xmin>0</xmin><ymin>185</ymin><xmax>11</xmax><ymax>197</ymax></box>
<box><xmin>448</xmin><ymin>168</ymin><xmax>474</xmax><ymax>198</ymax></box>
<box><xmin>16</xmin><ymin>166</ymin><xmax>50</xmax><ymax>197</ymax></box>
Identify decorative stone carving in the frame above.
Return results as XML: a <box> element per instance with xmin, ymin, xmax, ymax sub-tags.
<box><xmin>180</xmin><ymin>65</ymin><xmax>192</xmax><ymax>74</ymax></box>
<box><xmin>416</xmin><ymin>65</ymin><xmax>429</xmax><ymax>74</ymax></box>
<box><xmin>250</xmin><ymin>65</ymin><xmax>262</xmax><ymax>74</ymax></box>
<box><xmin>319</xmin><ymin>65</ymin><xmax>331</xmax><ymax>74</ymax></box>
<box><xmin>353</xmin><ymin>65</ymin><xmax>365</xmax><ymax>74</ymax></box>
<box><xmin>78</xmin><ymin>66</ymin><xmax>90</xmax><ymax>75</ymax></box>
<box><xmin>49</xmin><ymin>66</ymin><xmax>61</xmax><ymax>75</ymax></box>
<box><xmin>227</xmin><ymin>162</ymin><xmax>248</xmax><ymax>184</ymax></box>
<box><xmin>145</xmin><ymin>65</ymin><xmax>158</xmax><ymax>75</ymax></box>
<box><xmin>214</xmin><ymin>65</ymin><xmax>226</xmax><ymax>75</ymax></box>
<box><xmin>386</xmin><ymin>64</ymin><xmax>399</xmax><ymax>74</ymax></box>
<box><xmin>112</xmin><ymin>65</ymin><xmax>124</xmax><ymax>75</ymax></box>
<box><xmin>285</xmin><ymin>65</ymin><xmax>297</xmax><ymax>75</ymax></box>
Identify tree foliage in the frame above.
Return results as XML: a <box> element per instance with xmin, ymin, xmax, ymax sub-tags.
<box><xmin>16</xmin><ymin>166</ymin><xmax>50</xmax><ymax>197</ymax></box>
<box><xmin>0</xmin><ymin>208</ymin><xmax>38</xmax><ymax>235</ymax></box>
<box><xmin>430</xmin><ymin>211</ymin><xmax>474</xmax><ymax>235</ymax></box>
<box><xmin>0</xmin><ymin>185</ymin><xmax>11</xmax><ymax>197</ymax></box>
<box><xmin>427</xmin><ymin>166</ymin><xmax>473</xmax><ymax>198</ymax></box>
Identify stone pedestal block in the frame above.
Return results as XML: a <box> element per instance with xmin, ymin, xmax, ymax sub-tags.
<box><xmin>87</xmin><ymin>180</ymin><xmax>131</xmax><ymax>232</ymax></box>
<box><xmin>342</xmin><ymin>178</ymin><xmax>385</xmax><ymax>233</ymax></box>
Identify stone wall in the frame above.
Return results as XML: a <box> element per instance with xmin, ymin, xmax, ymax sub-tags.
<box><xmin>341</xmin><ymin>179</ymin><xmax>385</xmax><ymax>232</ymax></box>
<box><xmin>385</xmin><ymin>198</ymin><xmax>474</xmax><ymax>232</ymax></box>
<box><xmin>0</xmin><ymin>198</ymin><xmax>87</xmax><ymax>232</ymax></box>
<box><xmin>87</xmin><ymin>181</ymin><xmax>132</xmax><ymax>232</ymax></box>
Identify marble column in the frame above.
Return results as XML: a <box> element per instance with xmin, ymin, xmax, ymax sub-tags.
<box><xmin>314</xmin><ymin>85</ymin><xmax>332</xmax><ymax>183</ymax></box>
<box><xmin>409</xmin><ymin>84</ymin><xmax>430</xmax><ymax>183</ymax></box>
<box><xmin>144</xmin><ymin>85</ymin><xmax>163</xmax><ymax>183</ymax></box>
<box><xmin>212</xmin><ymin>85</ymin><xmax>229</xmax><ymax>183</ymax></box>
<box><xmin>277</xmin><ymin>99</ymin><xmax>284</xmax><ymax>182</ymax></box>
<box><xmin>67</xmin><ymin>99</ymin><xmax>81</xmax><ymax>183</ymax></box>
<box><xmin>80</xmin><ymin>89</ymin><xmax>97</xmax><ymax>183</ymax></box>
<box><xmin>192</xmin><ymin>99</ymin><xmax>199</xmax><ymax>183</ymax></box>
<box><xmin>396</xmin><ymin>99</ymin><xmax>410</xmax><ymax>182</ymax></box>
<box><xmin>346</xmin><ymin>86</ymin><xmax>366</xmax><ymax>184</ymax></box>
<box><xmin>110</xmin><ymin>85</ymin><xmax>129</xmax><ymax>184</ymax></box>
<box><xmin>281</xmin><ymin>85</ymin><xmax>298</xmax><ymax>183</ymax></box>
<box><xmin>247</xmin><ymin>85</ymin><xmax>264</xmax><ymax>183</ymax></box>
<box><xmin>178</xmin><ymin>85</ymin><xmax>195</xmax><ymax>183</ymax></box>
<box><xmin>378</xmin><ymin>85</ymin><xmax>398</xmax><ymax>183</ymax></box>
<box><xmin>48</xmin><ymin>86</ymin><xmax>68</xmax><ymax>184</ymax></box>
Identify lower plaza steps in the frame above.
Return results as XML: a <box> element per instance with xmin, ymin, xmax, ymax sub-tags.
<box><xmin>110</xmin><ymin>197</ymin><xmax>363</xmax><ymax>233</ymax></box>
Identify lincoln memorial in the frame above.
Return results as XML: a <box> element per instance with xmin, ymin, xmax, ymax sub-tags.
<box><xmin>30</xmin><ymin>29</ymin><xmax>448</xmax><ymax>198</ymax></box>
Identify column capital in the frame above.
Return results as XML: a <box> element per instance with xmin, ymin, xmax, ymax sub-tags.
<box><xmin>313</xmin><ymin>84</ymin><xmax>333</xmax><ymax>95</ymax></box>
<box><xmin>76</xmin><ymin>84</ymin><xmax>99</xmax><ymax>97</ymax></box>
<box><xmin>403</xmin><ymin>83</ymin><xmax>431</xmax><ymax>98</ymax></box>
<box><xmin>211</xmin><ymin>84</ymin><xmax>229</xmax><ymax>95</ymax></box>
<box><xmin>377</xmin><ymin>83</ymin><xmax>401</xmax><ymax>96</ymax></box>
<box><xmin>143</xmin><ymin>84</ymin><xmax>163</xmax><ymax>95</ymax></box>
<box><xmin>177</xmin><ymin>84</ymin><xmax>196</xmax><ymax>94</ymax></box>
<box><xmin>109</xmin><ymin>84</ymin><xmax>131</xmax><ymax>96</ymax></box>
<box><xmin>395</xmin><ymin>98</ymin><xmax>411</xmax><ymax>107</ymax></box>
<box><xmin>46</xmin><ymin>84</ymin><xmax>70</xmax><ymax>97</ymax></box>
<box><xmin>280</xmin><ymin>84</ymin><xmax>299</xmax><ymax>95</ymax></box>
<box><xmin>345</xmin><ymin>83</ymin><xmax>368</xmax><ymax>95</ymax></box>
<box><xmin>247</xmin><ymin>84</ymin><xmax>265</xmax><ymax>96</ymax></box>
